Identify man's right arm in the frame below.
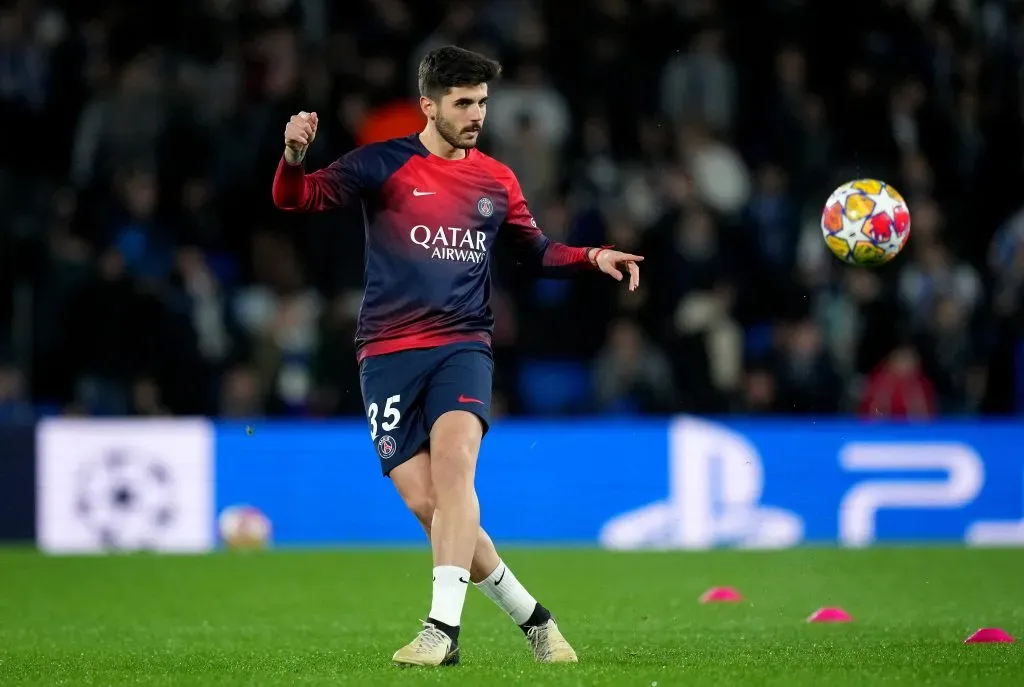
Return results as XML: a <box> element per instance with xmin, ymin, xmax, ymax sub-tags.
<box><xmin>271</xmin><ymin>156</ymin><xmax>359</xmax><ymax>211</ymax></box>
<box><xmin>272</xmin><ymin>110</ymin><xmax>367</xmax><ymax>212</ymax></box>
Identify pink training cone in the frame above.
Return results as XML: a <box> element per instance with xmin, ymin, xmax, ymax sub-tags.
<box><xmin>807</xmin><ymin>607</ymin><xmax>852</xmax><ymax>623</ymax></box>
<box><xmin>964</xmin><ymin>628</ymin><xmax>1015</xmax><ymax>644</ymax></box>
<box><xmin>700</xmin><ymin>586</ymin><xmax>743</xmax><ymax>603</ymax></box>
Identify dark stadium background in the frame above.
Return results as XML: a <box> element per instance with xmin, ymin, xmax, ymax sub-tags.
<box><xmin>2</xmin><ymin>0</ymin><xmax>1022</xmax><ymax>422</ymax></box>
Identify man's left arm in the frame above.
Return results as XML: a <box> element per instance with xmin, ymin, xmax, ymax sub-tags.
<box><xmin>502</xmin><ymin>175</ymin><xmax>643</xmax><ymax>289</ymax></box>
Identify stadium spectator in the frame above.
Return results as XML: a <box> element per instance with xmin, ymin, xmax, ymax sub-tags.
<box><xmin>859</xmin><ymin>343</ymin><xmax>938</xmax><ymax>420</ymax></box>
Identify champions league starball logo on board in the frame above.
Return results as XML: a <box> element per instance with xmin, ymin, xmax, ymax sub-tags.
<box><xmin>37</xmin><ymin>418</ymin><xmax>215</xmax><ymax>554</ymax></box>
<box><xmin>73</xmin><ymin>448</ymin><xmax>178</xmax><ymax>550</ymax></box>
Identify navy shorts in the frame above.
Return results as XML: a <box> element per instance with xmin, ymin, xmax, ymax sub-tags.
<box><xmin>358</xmin><ymin>342</ymin><xmax>494</xmax><ymax>476</ymax></box>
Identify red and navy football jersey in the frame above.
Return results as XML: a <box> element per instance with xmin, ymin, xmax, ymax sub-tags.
<box><xmin>272</xmin><ymin>133</ymin><xmax>595</xmax><ymax>361</ymax></box>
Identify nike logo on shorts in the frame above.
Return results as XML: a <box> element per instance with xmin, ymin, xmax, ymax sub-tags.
<box><xmin>458</xmin><ymin>395</ymin><xmax>484</xmax><ymax>405</ymax></box>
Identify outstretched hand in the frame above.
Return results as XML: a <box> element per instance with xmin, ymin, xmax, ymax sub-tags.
<box><xmin>591</xmin><ymin>248</ymin><xmax>644</xmax><ymax>291</ymax></box>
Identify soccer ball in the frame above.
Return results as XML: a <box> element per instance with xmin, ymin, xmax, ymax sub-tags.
<box><xmin>820</xmin><ymin>179</ymin><xmax>911</xmax><ymax>265</ymax></box>
<box><xmin>218</xmin><ymin>504</ymin><xmax>272</xmax><ymax>550</ymax></box>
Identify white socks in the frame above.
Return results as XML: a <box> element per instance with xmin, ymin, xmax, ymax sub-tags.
<box><xmin>428</xmin><ymin>560</ymin><xmax>539</xmax><ymax>628</ymax></box>
<box><xmin>474</xmin><ymin>559</ymin><xmax>537</xmax><ymax>625</ymax></box>
<box><xmin>428</xmin><ymin>565</ymin><xmax>470</xmax><ymax>627</ymax></box>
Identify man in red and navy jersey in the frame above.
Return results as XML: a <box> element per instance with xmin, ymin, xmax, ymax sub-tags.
<box><xmin>272</xmin><ymin>46</ymin><xmax>643</xmax><ymax>668</ymax></box>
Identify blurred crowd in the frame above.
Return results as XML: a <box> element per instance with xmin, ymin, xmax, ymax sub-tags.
<box><xmin>3</xmin><ymin>0</ymin><xmax>1024</xmax><ymax>421</ymax></box>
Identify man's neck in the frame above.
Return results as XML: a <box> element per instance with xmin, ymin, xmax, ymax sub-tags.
<box><xmin>419</xmin><ymin>128</ymin><xmax>467</xmax><ymax>160</ymax></box>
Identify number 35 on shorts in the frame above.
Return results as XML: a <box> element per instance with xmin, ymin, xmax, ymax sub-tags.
<box><xmin>367</xmin><ymin>394</ymin><xmax>401</xmax><ymax>441</ymax></box>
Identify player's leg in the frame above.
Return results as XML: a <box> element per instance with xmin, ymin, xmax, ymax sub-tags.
<box><xmin>359</xmin><ymin>351</ymin><xmax>460</xmax><ymax>667</ymax></box>
<box><xmin>415</xmin><ymin>344</ymin><xmax>495</xmax><ymax>646</ymax></box>
<box><xmin>390</xmin><ymin>450</ymin><xmax>499</xmax><ymax>582</ymax></box>
<box><xmin>422</xmin><ymin>407</ymin><xmax>481</xmax><ymax>636</ymax></box>
<box><xmin>390</xmin><ymin>453</ymin><xmax>576</xmax><ymax>662</ymax></box>
<box><xmin>421</xmin><ymin>344</ymin><xmax>578</xmax><ymax>663</ymax></box>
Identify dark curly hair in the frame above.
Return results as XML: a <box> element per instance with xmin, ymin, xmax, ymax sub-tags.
<box><xmin>417</xmin><ymin>45</ymin><xmax>502</xmax><ymax>101</ymax></box>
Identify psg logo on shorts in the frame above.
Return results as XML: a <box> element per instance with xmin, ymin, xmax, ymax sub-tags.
<box><xmin>477</xmin><ymin>196</ymin><xmax>494</xmax><ymax>218</ymax></box>
<box><xmin>376</xmin><ymin>434</ymin><xmax>397</xmax><ymax>460</ymax></box>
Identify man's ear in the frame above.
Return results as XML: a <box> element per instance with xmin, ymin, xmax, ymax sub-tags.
<box><xmin>419</xmin><ymin>95</ymin><xmax>435</xmax><ymax>121</ymax></box>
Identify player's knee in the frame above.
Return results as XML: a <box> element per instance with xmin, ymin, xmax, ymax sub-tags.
<box><xmin>404</xmin><ymin>492</ymin><xmax>436</xmax><ymax>526</ymax></box>
<box><xmin>428</xmin><ymin>411</ymin><xmax>482</xmax><ymax>492</ymax></box>
<box><xmin>430</xmin><ymin>442</ymin><xmax>476</xmax><ymax>489</ymax></box>
<box><xmin>432</xmin><ymin>436</ymin><xmax>476</xmax><ymax>468</ymax></box>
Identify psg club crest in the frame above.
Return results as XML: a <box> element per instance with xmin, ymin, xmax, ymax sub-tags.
<box><xmin>377</xmin><ymin>434</ymin><xmax>397</xmax><ymax>460</ymax></box>
<box><xmin>477</xmin><ymin>196</ymin><xmax>494</xmax><ymax>218</ymax></box>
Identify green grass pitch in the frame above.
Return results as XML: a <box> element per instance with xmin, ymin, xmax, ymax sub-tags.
<box><xmin>1</xmin><ymin>547</ymin><xmax>1022</xmax><ymax>685</ymax></box>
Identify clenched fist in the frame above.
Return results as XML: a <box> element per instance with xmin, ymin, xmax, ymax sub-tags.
<box><xmin>284</xmin><ymin>111</ymin><xmax>318</xmax><ymax>164</ymax></box>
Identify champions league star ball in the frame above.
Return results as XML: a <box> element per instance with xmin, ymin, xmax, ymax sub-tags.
<box><xmin>820</xmin><ymin>179</ymin><xmax>911</xmax><ymax>266</ymax></box>
<box><xmin>218</xmin><ymin>504</ymin><xmax>272</xmax><ymax>550</ymax></box>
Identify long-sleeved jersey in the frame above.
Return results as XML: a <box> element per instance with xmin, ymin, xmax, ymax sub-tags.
<box><xmin>272</xmin><ymin>133</ymin><xmax>596</xmax><ymax>362</ymax></box>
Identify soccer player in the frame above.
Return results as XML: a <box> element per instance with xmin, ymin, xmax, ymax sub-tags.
<box><xmin>271</xmin><ymin>46</ymin><xmax>643</xmax><ymax>667</ymax></box>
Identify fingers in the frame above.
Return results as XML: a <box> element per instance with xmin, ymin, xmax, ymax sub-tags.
<box><xmin>286</xmin><ymin>111</ymin><xmax>318</xmax><ymax>148</ymax></box>
<box><xmin>296</xmin><ymin>117</ymin><xmax>314</xmax><ymax>138</ymax></box>
<box><xmin>298</xmin><ymin>111</ymin><xmax>318</xmax><ymax>131</ymax></box>
<box><xmin>597</xmin><ymin>250</ymin><xmax>643</xmax><ymax>289</ymax></box>
<box><xmin>301</xmin><ymin>111</ymin><xmax>318</xmax><ymax>138</ymax></box>
<box><xmin>287</xmin><ymin>129</ymin><xmax>309</xmax><ymax>146</ymax></box>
